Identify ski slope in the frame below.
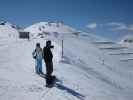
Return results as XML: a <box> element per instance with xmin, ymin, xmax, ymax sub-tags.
<box><xmin>0</xmin><ymin>34</ymin><xmax>133</xmax><ymax>100</ymax></box>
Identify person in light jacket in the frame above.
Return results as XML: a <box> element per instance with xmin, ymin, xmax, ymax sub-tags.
<box><xmin>32</xmin><ymin>43</ymin><xmax>43</xmax><ymax>74</ymax></box>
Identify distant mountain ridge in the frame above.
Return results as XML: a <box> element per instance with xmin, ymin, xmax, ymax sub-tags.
<box><xmin>25</xmin><ymin>21</ymin><xmax>76</xmax><ymax>33</ymax></box>
<box><xmin>0</xmin><ymin>21</ymin><xmax>107</xmax><ymax>41</ymax></box>
<box><xmin>24</xmin><ymin>21</ymin><xmax>78</xmax><ymax>38</ymax></box>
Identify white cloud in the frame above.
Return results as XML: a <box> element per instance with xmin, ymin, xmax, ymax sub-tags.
<box><xmin>128</xmin><ymin>25</ymin><xmax>133</xmax><ymax>31</ymax></box>
<box><xmin>86</xmin><ymin>22</ymin><xmax>133</xmax><ymax>32</ymax></box>
<box><xmin>86</xmin><ymin>23</ymin><xmax>97</xmax><ymax>29</ymax></box>
<box><xmin>107</xmin><ymin>22</ymin><xmax>127</xmax><ymax>31</ymax></box>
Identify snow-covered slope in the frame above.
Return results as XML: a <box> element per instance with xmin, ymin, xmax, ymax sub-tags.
<box><xmin>0</xmin><ymin>20</ymin><xmax>133</xmax><ymax>100</ymax></box>
<box><xmin>24</xmin><ymin>22</ymin><xmax>76</xmax><ymax>38</ymax></box>
<box><xmin>0</xmin><ymin>21</ymin><xmax>19</xmax><ymax>39</ymax></box>
<box><xmin>0</xmin><ymin>33</ymin><xmax>133</xmax><ymax>100</ymax></box>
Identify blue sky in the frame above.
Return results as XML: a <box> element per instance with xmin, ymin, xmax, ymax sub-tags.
<box><xmin>0</xmin><ymin>0</ymin><xmax>133</xmax><ymax>40</ymax></box>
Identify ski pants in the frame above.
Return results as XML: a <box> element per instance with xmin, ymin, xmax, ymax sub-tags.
<box><xmin>45</xmin><ymin>61</ymin><xmax>53</xmax><ymax>85</ymax></box>
<box><xmin>45</xmin><ymin>61</ymin><xmax>53</xmax><ymax>76</ymax></box>
<box><xmin>35</xmin><ymin>58</ymin><xmax>43</xmax><ymax>74</ymax></box>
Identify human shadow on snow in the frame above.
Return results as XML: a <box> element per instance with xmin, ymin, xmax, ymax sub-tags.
<box><xmin>55</xmin><ymin>83</ymin><xmax>85</xmax><ymax>100</ymax></box>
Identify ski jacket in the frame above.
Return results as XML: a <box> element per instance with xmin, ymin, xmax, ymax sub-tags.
<box><xmin>43</xmin><ymin>46</ymin><xmax>53</xmax><ymax>62</ymax></box>
<box><xmin>32</xmin><ymin>47</ymin><xmax>43</xmax><ymax>59</ymax></box>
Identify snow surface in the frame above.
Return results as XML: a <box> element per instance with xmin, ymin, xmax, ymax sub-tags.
<box><xmin>0</xmin><ymin>22</ymin><xmax>133</xmax><ymax>100</ymax></box>
<box><xmin>0</xmin><ymin>35</ymin><xmax>133</xmax><ymax>100</ymax></box>
<box><xmin>0</xmin><ymin>22</ymin><xmax>18</xmax><ymax>39</ymax></box>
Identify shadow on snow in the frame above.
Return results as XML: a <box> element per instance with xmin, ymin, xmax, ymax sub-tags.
<box><xmin>55</xmin><ymin>83</ymin><xmax>85</xmax><ymax>100</ymax></box>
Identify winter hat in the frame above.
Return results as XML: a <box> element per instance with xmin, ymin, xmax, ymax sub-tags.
<box><xmin>46</xmin><ymin>40</ymin><xmax>51</xmax><ymax>46</ymax></box>
<box><xmin>36</xmin><ymin>43</ymin><xmax>40</xmax><ymax>47</ymax></box>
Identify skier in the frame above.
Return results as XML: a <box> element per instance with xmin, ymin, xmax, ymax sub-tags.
<box><xmin>32</xmin><ymin>43</ymin><xmax>43</xmax><ymax>75</ymax></box>
<box><xmin>43</xmin><ymin>40</ymin><xmax>55</xmax><ymax>87</ymax></box>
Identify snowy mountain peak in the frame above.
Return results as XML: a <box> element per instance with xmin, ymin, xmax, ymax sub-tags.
<box><xmin>24</xmin><ymin>21</ymin><xmax>77</xmax><ymax>38</ymax></box>
<box><xmin>0</xmin><ymin>21</ymin><xmax>13</xmax><ymax>27</ymax></box>
<box><xmin>0</xmin><ymin>21</ymin><xmax>22</xmax><ymax>30</ymax></box>
<box><xmin>0</xmin><ymin>21</ymin><xmax>19</xmax><ymax>38</ymax></box>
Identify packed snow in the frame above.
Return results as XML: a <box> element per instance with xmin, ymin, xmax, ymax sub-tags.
<box><xmin>0</xmin><ymin>22</ymin><xmax>133</xmax><ymax>100</ymax></box>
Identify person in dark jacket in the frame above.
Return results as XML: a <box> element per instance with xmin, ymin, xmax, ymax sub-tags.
<box><xmin>43</xmin><ymin>40</ymin><xmax>54</xmax><ymax>87</ymax></box>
